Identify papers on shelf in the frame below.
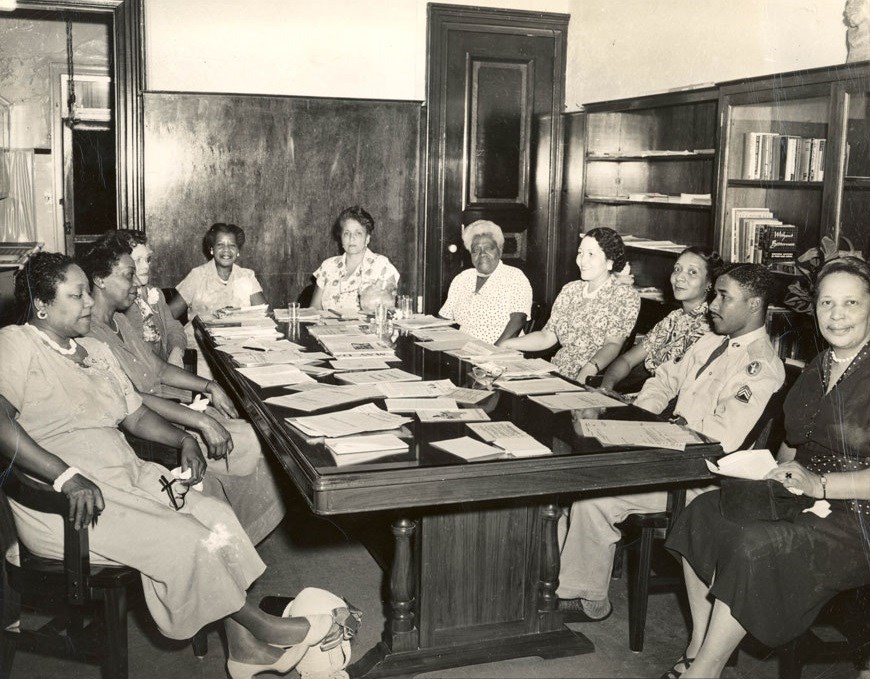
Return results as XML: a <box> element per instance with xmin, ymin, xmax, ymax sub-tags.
<box><xmin>376</xmin><ymin>379</ymin><xmax>456</xmax><ymax>398</ymax></box>
<box><xmin>704</xmin><ymin>448</ymin><xmax>777</xmax><ymax>480</ymax></box>
<box><xmin>529</xmin><ymin>391</ymin><xmax>627</xmax><ymax>412</ymax></box>
<box><xmin>265</xmin><ymin>385</ymin><xmax>381</xmax><ymax>412</ymax></box>
<box><xmin>325</xmin><ymin>433</ymin><xmax>409</xmax><ymax>467</ymax></box>
<box><xmin>334</xmin><ymin>368</ymin><xmax>422</xmax><ymax>385</ymax></box>
<box><xmin>393</xmin><ymin>315</ymin><xmax>455</xmax><ymax>330</ymax></box>
<box><xmin>416</xmin><ymin>408</ymin><xmax>490</xmax><ymax>423</ymax></box>
<box><xmin>286</xmin><ymin>403</ymin><xmax>411</xmax><ymax>438</ymax></box>
<box><xmin>495</xmin><ymin>377</ymin><xmax>584</xmax><ymax>396</ymax></box>
<box><xmin>621</xmin><ymin>235</ymin><xmax>688</xmax><ymax>253</ymax></box>
<box><xmin>384</xmin><ymin>398</ymin><xmax>458</xmax><ymax>413</ymax></box>
<box><xmin>236</xmin><ymin>365</ymin><xmax>316</xmax><ymax>388</ymax></box>
<box><xmin>430</xmin><ymin>436</ymin><xmax>503</xmax><ymax>461</ymax></box>
<box><xmin>576</xmin><ymin>420</ymin><xmax>701</xmax><ymax>451</ymax></box>
<box><xmin>329</xmin><ymin>358</ymin><xmax>393</xmax><ymax>371</ymax></box>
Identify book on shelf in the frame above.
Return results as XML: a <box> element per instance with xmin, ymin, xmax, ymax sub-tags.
<box><xmin>727</xmin><ymin>208</ymin><xmax>797</xmax><ymax>264</ymax></box>
<box><xmin>742</xmin><ymin>132</ymin><xmax>825</xmax><ymax>181</ymax></box>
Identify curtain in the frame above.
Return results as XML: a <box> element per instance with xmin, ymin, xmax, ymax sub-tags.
<box><xmin>0</xmin><ymin>149</ymin><xmax>36</xmax><ymax>242</ymax></box>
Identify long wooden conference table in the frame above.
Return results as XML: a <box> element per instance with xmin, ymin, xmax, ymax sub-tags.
<box><xmin>195</xmin><ymin>317</ymin><xmax>722</xmax><ymax>678</ymax></box>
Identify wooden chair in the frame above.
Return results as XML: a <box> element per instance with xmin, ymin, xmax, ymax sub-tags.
<box><xmin>616</xmin><ymin>368</ymin><xmax>798</xmax><ymax>652</ymax></box>
<box><xmin>0</xmin><ymin>468</ymin><xmax>207</xmax><ymax>679</ymax></box>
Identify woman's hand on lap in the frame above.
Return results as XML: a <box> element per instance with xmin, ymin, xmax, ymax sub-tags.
<box><xmin>62</xmin><ymin>474</ymin><xmax>105</xmax><ymax>530</ymax></box>
<box><xmin>206</xmin><ymin>382</ymin><xmax>239</xmax><ymax>419</ymax></box>
<box><xmin>765</xmin><ymin>461</ymin><xmax>822</xmax><ymax>498</ymax></box>
<box><xmin>179</xmin><ymin>438</ymin><xmax>207</xmax><ymax>485</ymax></box>
<box><xmin>198</xmin><ymin>414</ymin><xmax>234</xmax><ymax>460</ymax></box>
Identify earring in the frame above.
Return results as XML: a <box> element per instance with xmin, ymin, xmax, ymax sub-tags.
<box><xmin>36</xmin><ymin>309</ymin><xmax>48</xmax><ymax>320</ymax></box>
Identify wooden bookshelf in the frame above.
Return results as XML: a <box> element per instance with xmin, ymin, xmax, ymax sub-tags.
<box><xmin>715</xmin><ymin>62</ymin><xmax>870</xmax><ymax>263</ymax></box>
<box><xmin>574</xmin><ymin>88</ymin><xmax>719</xmax><ymax>290</ymax></box>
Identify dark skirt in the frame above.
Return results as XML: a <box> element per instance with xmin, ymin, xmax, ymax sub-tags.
<box><xmin>666</xmin><ymin>490</ymin><xmax>870</xmax><ymax>647</ymax></box>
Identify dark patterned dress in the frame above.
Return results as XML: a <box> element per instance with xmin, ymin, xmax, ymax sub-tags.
<box><xmin>666</xmin><ymin>343</ymin><xmax>870</xmax><ymax>646</ymax></box>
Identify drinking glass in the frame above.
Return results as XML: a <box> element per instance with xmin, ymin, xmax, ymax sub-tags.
<box><xmin>287</xmin><ymin>302</ymin><xmax>300</xmax><ymax>324</ymax></box>
<box><xmin>398</xmin><ymin>295</ymin><xmax>414</xmax><ymax>319</ymax></box>
<box><xmin>472</xmin><ymin>364</ymin><xmax>505</xmax><ymax>390</ymax></box>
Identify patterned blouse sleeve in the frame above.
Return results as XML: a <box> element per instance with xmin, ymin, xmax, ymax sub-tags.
<box><xmin>313</xmin><ymin>258</ymin><xmax>331</xmax><ymax>289</ymax></box>
<box><xmin>510</xmin><ymin>271</ymin><xmax>533</xmax><ymax>315</ymax></box>
<box><xmin>640</xmin><ymin>311</ymin><xmax>675</xmax><ymax>355</ymax></box>
<box><xmin>543</xmin><ymin>285</ymin><xmax>570</xmax><ymax>335</ymax></box>
<box><xmin>438</xmin><ymin>273</ymin><xmax>460</xmax><ymax>319</ymax></box>
<box><xmin>606</xmin><ymin>286</ymin><xmax>641</xmax><ymax>340</ymax></box>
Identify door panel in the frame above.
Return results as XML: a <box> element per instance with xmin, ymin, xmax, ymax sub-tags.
<box><xmin>426</xmin><ymin>6</ymin><xmax>568</xmax><ymax>314</ymax></box>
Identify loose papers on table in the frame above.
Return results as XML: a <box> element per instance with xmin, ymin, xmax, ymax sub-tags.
<box><xmin>324</xmin><ymin>433</ymin><xmax>410</xmax><ymax>466</ymax></box>
<box><xmin>529</xmin><ymin>391</ymin><xmax>627</xmax><ymax>412</ymax></box>
<box><xmin>576</xmin><ymin>420</ymin><xmax>701</xmax><ymax>451</ymax></box>
<box><xmin>236</xmin><ymin>364</ymin><xmax>316</xmax><ymax>388</ymax></box>
<box><xmin>376</xmin><ymin>379</ymin><xmax>456</xmax><ymax>398</ymax></box>
<box><xmin>416</xmin><ymin>408</ymin><xmax>490</xmax><ymax>423</ymax></box>
<box><xmin>430</xmin><ymin>436</ymin><xmax>503</xmax><ymax>461</ymax></box>
<box><xmin>335</xmin><ymin>368</ymin><xmax>422</xmax><ymax>385</ymax></box>
<box><xmin>265</xmin><ymin>385</ymin><xmax>382</xmax><ymax>412</ymax></box>
<box><xmin>384</xmin><ymin>398</ymin><xmax>458</xmax><ymax>413</ymax></box>
<box><xmin>495</xmin><ymin>377</ymin><xmax>584</xmax><ymax>396</ymax></box>
<box><xmin>287</xmin><ymin>403</ymin><xmax>411</xmax><ymax>438</ymax></box>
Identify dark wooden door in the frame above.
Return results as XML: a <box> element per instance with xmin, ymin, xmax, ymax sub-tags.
<box><xmin>425</xmin><ymin>4</ymin><xmax>568</xmax><ymax>313</ymax></box>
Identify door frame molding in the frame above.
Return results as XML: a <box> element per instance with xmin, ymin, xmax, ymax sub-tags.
<box><xmin>424</xmin><ymin>3</ymin><xmax>568</xmax><ymax>313</ymax></box>
<box><xmin>18</xmin><ymin>0</ymin><xmax>146</xmax><ymax>238</ymax></box>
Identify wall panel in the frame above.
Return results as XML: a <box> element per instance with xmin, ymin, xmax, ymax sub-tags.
<box><xmin>143</xmin><ymin>92</ymin><xmax>422</xmax><ymax>307</ymax></box>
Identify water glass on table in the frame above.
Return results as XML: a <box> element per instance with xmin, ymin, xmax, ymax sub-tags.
<box><xmin>287</xmin><ymin>302</ymin><xmax>300</xmax><ymax>324</ymax></box>
<box><xmin>397</xmin><ymin>295</ymin><xmax>414</xmax><ymax>319</ymax></box>
<box><xmin>472</xmin><ymin>364</ymin><xmax>505</xmax><ymax>390</ymax></box>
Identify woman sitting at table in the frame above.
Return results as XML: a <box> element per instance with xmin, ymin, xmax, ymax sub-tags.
<box><xmin>108</xmin><ymin>229</ymin><xmax>188</xmax><ymax>367</ymax></box>
<box><xmin>170</xmin><ymin>222</ymin><xmax>267</xmax><ymax>325</ymax></box>
<box><xmin>310</xmin><ymin>205</ymin><xmax>400</xmax><ymax>315</ymax></box>
<box><xmin>662</xmin><ymin>256</ymin><xmax>870</xmax><ymax>679</ymax></box>
<box><xmin>501</xmin><ymin>227</ymin><xmax>640</xmax><ymax>383</ymax></box>
<box><xmin>599</xmin><ymin>246</ymin><xmax>722</xmax><ymax>393</ymax></box>
<box><xmin>438</xmin><ymin>220</ymin><xmax>533</xmax><ymax>345</ymax></box>
<box><xmin>80</xmin><ymin>237</ymin><xmax>284</xmax><ymax>546</ymax></box>
<box><xmin>1</xmin><ymin>252</ymin><xmax>344</xmax><ymax>678</ymax></box>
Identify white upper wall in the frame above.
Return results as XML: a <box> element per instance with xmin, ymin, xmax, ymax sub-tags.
<box><xmin>144</xmin><ymin>0</ymin><xmax>850</xmax><ymax>108</ymax></box>
<box><xmin>569</xmin><ymin>0</ymin><xmax>848</xmax><ymax>107</ymax></box>
<box><xmin>144</xmin><ymin>0</ymin><xmax>571</xmax><ymax>101</ymax></box>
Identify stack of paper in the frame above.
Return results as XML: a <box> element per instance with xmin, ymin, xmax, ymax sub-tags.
<box><xmin>446</xmin><ymin>340</ymin><xmax>522</xmax><ymax>361</ymax></box>
<box><xmin>467</xmin><ymin>422</ymin><xmax>551</xmax><ymax>457</ymax></box>
<box><xmin>416</xmin><ymin>408</ymin><xmax>489</xmax><ymax>423</ymax></box>
<box><xmin>287</xmin><ymin>403</ymin><xmax>411</xmax><ymax>438</ymax></box>
<box><xmin>446</xmin><ymin>387</ymin><xmax>492</xmax><ymax>405</ymax></box>
<box><xmin>529</xmin><ymin>391</ymin><xmax>626</xmax><ymax>412</ymax></box>
<box><xmin>385</xmin><ymin>398</ymin><xmax>458</xmax><ymax>413</ymax></box>
<box><xmin>376</xmin><ymin>379</ymin><xmax>455</xmax><ymax>398</ymax></box>
<box><xmin>576</xmin><ymin>420</ymin><xmax>700</xmax><ymax>451</ymax></box>
<box><xmin>393</xmin><ymin>315</ymin><xmax>454</xmax><ymax>330</ymax></box>
<box><xmin>430</xmin><ymin>436</ymin><xmax>503</xmax><ymax>461</ymax></box>
<box><xmin>472</xmin><ymin>357</ymin><xmax>556</xmax><ymax>379</ymax></box>
<box><xmin>209</xmin><ymin>324</ymin><xmax>282</xmax><ymax>341</ymax></box>
<box><xmin>330</xmin><ymin>358</ymin><xmax>394</xmax><ymax>371</ymax></box>
<box><xmin>413</xmin><ymin>328</ymin><xmax>475</xmax><ymax>342</ymax></box>
<box><xmin>231</xmin><ymin>350</ymin><xmax>326</xmax><ymax>367</ymax></box>
<box><xmin>335</xmin><ymin>368</ymin><xmax>421</xmax><ymax>385</ymax></box>
<box><xmin>325</xmin><ymin>433</ymin><xmax>409</xmax><ymax>466</ymax></box>
<box><xmin>495</xmin><ymin>377</ymin><xmax>584</xmax><ymax>396</ymax></box>
<box><xmin>308</xmin><ymin>323</ymin><xmax>371</xmax><ymax>337</ymax></box>
<box><xmin>265</xmin><ymin>385</ymin><xmax>381</xmax><ymax>412</ymax></box>
<box><xmin>236</xmin><ymin>365</ymin><xmax>316</xmax><ymax>388</ymax></box>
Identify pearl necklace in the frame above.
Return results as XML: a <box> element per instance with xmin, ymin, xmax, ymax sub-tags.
<box><xmin>830</xmin><ymin>339</ymin><xmax>868</xmax><ymax>364</ymax></box>
<box><xmin>27</xmin><ymin>323</ymin><xmax>78</xmax><ymax>356</ymax></box>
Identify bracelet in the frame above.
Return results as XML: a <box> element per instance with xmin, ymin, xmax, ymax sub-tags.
<box><xmin>819</xmin><ymin>474</ymin><xmax>827</xmax><ymax>500</ymax></box>
<box><xmin>53</xmin><ymin>467</ymin><xmax>81</xmax><ymax>493</ymax></box>
<box><xmin>589</xmin><ymin>360</ymin><xmax>601</xmax><ymax>373</ymax></box>
<box><xmin>202</xmin><ymin>380</ymin><xmax>213</xmax><ymax>394</ymax></box>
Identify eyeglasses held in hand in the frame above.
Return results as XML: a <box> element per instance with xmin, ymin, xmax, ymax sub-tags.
<box><xmin>159</xmin><ymin>475</ymin><xmax>188</xmax><ymax>511</ymax></box>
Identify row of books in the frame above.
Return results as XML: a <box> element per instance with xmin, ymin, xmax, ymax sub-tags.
<box><xmin>741</xmin><ymin>133</ymin><xmax>825</xmax><ymax>182</ymax></box>
<box><xmin>724</xmin><ymin>207</ymin><xmax>798</xmax><ymax>264</ymax></box>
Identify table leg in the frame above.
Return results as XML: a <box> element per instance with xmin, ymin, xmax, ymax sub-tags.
<box><xmin>388</xmin><ymin>516</ymin><xmax>418</xmax><ymax>652</ymax></box>
<box><xmin>539</xmin><ymin>502</ymin><xmax>561</xmax><ymax>630</ymax></box>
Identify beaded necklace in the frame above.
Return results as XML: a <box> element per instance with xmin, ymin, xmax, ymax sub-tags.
<box><xmin>26</xmin><ymin>323</ymin><xmax>78</xmax><ymax>356</ymax></box>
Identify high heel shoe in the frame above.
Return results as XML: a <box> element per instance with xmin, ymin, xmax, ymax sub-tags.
<box><xmin>226</xmin><ymin>614</ymin><xmax>335</xmax><ymax>679</ymax></box>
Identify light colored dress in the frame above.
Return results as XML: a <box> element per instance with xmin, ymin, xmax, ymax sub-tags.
<box><xmin>543</xmin><ymin>277</ymin><xmax>641</xmax><ymax>380</ymax></box>
<box><xmin>438</xmin><ymin>261</ymin><xmax>533</xmax><ymax>345</ymax></box>
<box><xmin>175</xmin><ymin>260</ymin><xmax>264</xmax><ymax>323</ymax></box>
<box><xmin>0</xmin><ymin>325</ymin><xmax>265</xmax><ymax>640</ymax></box>
<box><xmin>123</xmin><ymin>285</ymin><xmax>188</xmax><ymax>360</ymax></box>
<box><xmin>640</xmin><ymin>301</ymin><xmax>711</xmax><ymax>374</ymax></box>
<box><xmin>314</xmin><ymin>248</ymin><xmax>399</xmax><ymax>314</ymax></box>
<box><xmin>86</xmin><ymin>313</ymin><xmax>286</xmax><ymax>545</ymax></box>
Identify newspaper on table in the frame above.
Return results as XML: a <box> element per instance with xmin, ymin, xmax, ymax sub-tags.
<box><xmin>494</xmin><ymin>377</ymin><xmax>584</xmax><ymax>396</ymax></box>
<box><xmin>575</xmin><ymin>419</ymin><xmax>701</xmax><ymax>451</ymax></box>
<box><xmin>286</xmin><ymin>403</ymin><xmax>411</xmax><ymax>438</ymax></box>
<box><xmin>376</xmin><ymin>379</ymin><xmax>456</xmax><ymax>398</ymax></box>
<box><xmin>416</xmin><ymin>408</ymin><xmax>490</xmax><ymax>423</ymax></box>
<box><xmin>529</xmin><ymin>391</ymin><xmax>627</xmax><ymax>412</ymax></box>
<box><xmin>319</xmin><ymin>334</ymin><xmax>396</xmax><ymax>359</ymax></box>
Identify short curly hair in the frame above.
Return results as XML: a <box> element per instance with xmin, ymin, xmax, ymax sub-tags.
<box><xmin>461</xmin><ymin>220</ymin><xmax>505</xmax><ymax>252</ymax></box>
<box><xmin>679</xmin><ymin>246</ymin><xmax>725</xmax><ymax>286</ymax></box>
<box><xmin>14</xmin><ymin>251</ymin><xmax>76</xmax><ymax>321</ymax></box>
<box><xmin>582</xmin><ymin>227</ymin><xmax>628</xmax><ymax>273</ymax></box>
<box><xmin>719</xmin><ymin>263</ymin><xmax>775</xmax><ymax>312</ymax></box>
<box><xmin>815</xmin><ymin>256</ymin><xmax>870</xmax><ymax>298</ymax></box>
<box><xmin>333</xmin><ymin>206</ymin><xmax>375</xmax><ymax>242</ymax></box>
<box><xmin>104</xmin><ymin>229</ymin><xmax>148</xmax><ymax>254</ymax></box>
<box><xmin>79</xmin><ymin>238</ymin><xmax>130</xmax><ymax>287</ymax></box>
<box><xmin>203</xmin><ymin>223</ymin><xmax>246</xmax><ymax>258</ymax></box>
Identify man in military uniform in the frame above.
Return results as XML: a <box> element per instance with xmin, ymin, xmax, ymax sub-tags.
<box><xmin>557</xmin><ymin>264</ymin><xmax>786</xmax><ymax>621</ymax></box>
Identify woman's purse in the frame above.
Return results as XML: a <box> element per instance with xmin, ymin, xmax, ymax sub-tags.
<box><xmin>719</xmin><ymin>478</ymin><xmax>815</xmax><ymax>524</ymax></box>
